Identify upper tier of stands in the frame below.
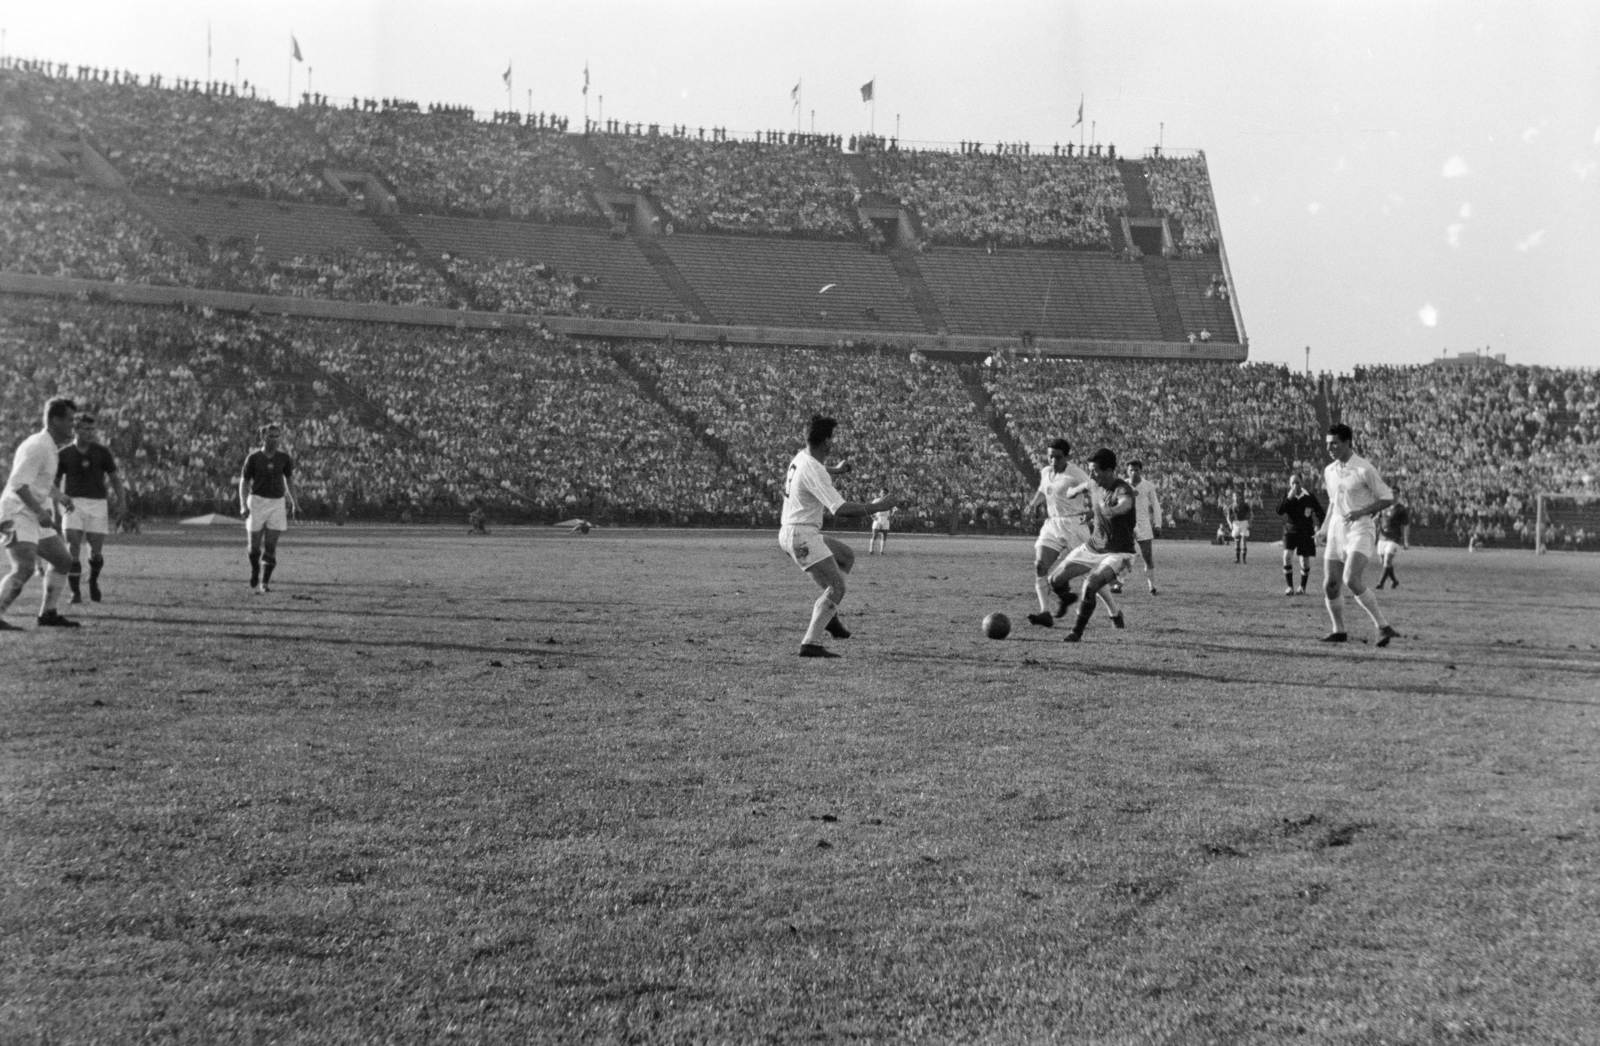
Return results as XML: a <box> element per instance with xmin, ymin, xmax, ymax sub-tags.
<box><xmin>0</xmin><ymin>61</ymin><xmax>1228</xmax><ymax>262</ymax></box>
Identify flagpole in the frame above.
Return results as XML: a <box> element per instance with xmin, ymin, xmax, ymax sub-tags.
<box><xmin>207</xmin><ymin>22</ymin><xmax>212</xmax><ymax>86</ymax></box>
<box><xmin>286</xmin><ymin>36</ymin><xmax>292</xmax><ymax>107</ymax></box>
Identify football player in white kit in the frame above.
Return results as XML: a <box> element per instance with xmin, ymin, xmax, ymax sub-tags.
<box><xmin>1021</xmin><ymin>438</ymin><xmax>1091</xmax><ymax>627</ymax></box>
<box><xmin>1317</xmin><ymin>423</ymin><xmax>1400</xmax><ymax>647</ymax></box>
<box><xmin>1126</xmin><ymin>459</ymin><xmax>1163</xmax><ymax>595</ymax></box>
<box><xmin>779</xmin><ymin>416</ymin><xmax>901</xmax><ymax>658</ymax></box>
<box><xmin>0</xmin><ymin>397</ymin><xmax>81</xmax><ymax>629</ymax></box>
<box><xmin>868</xmin><ymin>491</ymin><xmax>892</xmax><ymax>555</ymax></box>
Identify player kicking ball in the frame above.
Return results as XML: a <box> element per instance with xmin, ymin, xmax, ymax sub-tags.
<box><xmin>1046</xmin><ymin>448</ymin><xmax>1137</xmax><ymax>642</ymax></box>
<box><xmin>778</xmin><ymin>415</ymin><xmax>900</xmax><ymax>658</ymax></box>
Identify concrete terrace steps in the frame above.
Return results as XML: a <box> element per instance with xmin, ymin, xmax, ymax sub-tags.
<box><xmin>915</xmin><ymin>248</ymin><xmax>1163</xmax><ymax>342</ymax></box>
<box><xmin>633</xmin><ymin>237</ymin><xmax>718</xmax><ymax>324</ymax></box>
<box><xmin>395</xmin><ymin>213</ymin><xmax>683</xmax><ymax>320</ymax></box>
<box><xmin>1137</xmin><ymin>256</ymin><xmax>1188</xmax><ymax>342</ymax></box>
<box><xmin>659</xmin><ymin>234</ymin><xmax>923</xmax><ymax>333</ymax></box>
<box><xmin>886</xmin><ymin>248</ymin><xmax>948</xmax><ymax>334</ymax></box>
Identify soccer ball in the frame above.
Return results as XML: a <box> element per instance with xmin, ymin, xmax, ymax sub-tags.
<box><xmin>983</xmin><ymin>612</ymin><xmax>1011</xmax><ymax>640</ymax></box>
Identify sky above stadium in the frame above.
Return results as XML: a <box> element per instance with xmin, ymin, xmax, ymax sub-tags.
<box><xmin>7</xmin><ymin>0</ymin><xmax>1598</xmax><ymax>374</ymax></box>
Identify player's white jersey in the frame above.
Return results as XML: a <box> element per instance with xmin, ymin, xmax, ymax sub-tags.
<box><xmin>1038</xmin><ymin>463</ymin><xmax>1091</xmax><ymax>521</ymax></box>
<box><xmin>871</xmin><ymin>507</ymin><xmax>892</xmax><ymax>529</ymax></box>
<box><xmin>781</xmin><ymin>450</ymin><xmax>845</xmax><ymax>528</ymax></box>
<box><xmin>1324</xmin><ymin>453</ymin><xmax>1392</xmax><ymax>521</ymax></box>
<box><xmin>1133</xmin><ymin>478</ymin><xmax>1162</xmax><ymax>533</ymax></box>
<box><xmin>0</xmin><ymin>430</ymin><xmax>61</xmax><ymax>519</ymax></box>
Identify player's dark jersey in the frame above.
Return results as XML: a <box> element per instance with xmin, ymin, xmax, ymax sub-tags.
<box><xmin>56</xmin><ymin>442</ymin><xmax>118</xmax><ymax>499</ymax></box>
<box><xmin>1277</xmin><ymin>491</ymin><xmax>1325</xmax><ymax>536</ymax></box>
<box><xmin>1087</xmin><ymin>480</ymin><xmax>1138</xmax><ymax>555</ymax></box>
<box><xmin>1380</xmin><ymin>503</ymin><xmax>1411</xmax><ymax>542</ymax></box>
<box><xmin>242</xmin><ymin>449</ymin><xmax>294</xmax><ymax>498</ymax></box>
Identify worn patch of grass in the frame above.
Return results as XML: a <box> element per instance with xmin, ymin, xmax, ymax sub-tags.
<box><xmin>2</xmin><ymin>528</ymin><xmax>1598</xmax><ymax>1043</ymax></box>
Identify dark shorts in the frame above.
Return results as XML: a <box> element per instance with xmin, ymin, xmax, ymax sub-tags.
<box><xmin>1283</xmin><ymin>531</ymin><xmax>1317</xmax><ymax>557</ymax></box>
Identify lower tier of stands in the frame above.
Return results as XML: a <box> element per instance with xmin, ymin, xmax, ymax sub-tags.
<box><xmin>3</xmin><ymin>292</ymin><xmax>1592</xmax><ymax>548</ymax></box>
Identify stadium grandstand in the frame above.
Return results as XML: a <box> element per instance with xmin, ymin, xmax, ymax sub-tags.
<box><xmin>2</xmin><ymin>56</ymin><xmax>1596</xmax><ymax>548</ymax></box>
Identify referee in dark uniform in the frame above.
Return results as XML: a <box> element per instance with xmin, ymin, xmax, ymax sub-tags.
<box><xmin>56</xmin><ymin>413</ymin><xmax>125</xmax><ymax>603</ymax></box>
<box><xmin>1277</xmin><ymin>471</ymin><xmax>1325</xmax><ymax>596</ymax></box>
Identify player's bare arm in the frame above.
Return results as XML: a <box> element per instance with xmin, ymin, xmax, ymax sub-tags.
<box><xmin>832</xmin><ymin>493</ymin><xmax>903</xmax><ymax>518</ymax></box>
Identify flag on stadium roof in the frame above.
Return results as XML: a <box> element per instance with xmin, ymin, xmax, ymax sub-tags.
<box><xmin>291</xmin><ymin>36</ymin><xmax>303</xmax><ymax>62</ymax></box>
<box><xmin>860</xmin><ymin>79</ymin><xmax>874</xmax><ymax>102</ymax></box>
<box><xmin>1072</xmin><ymin>95</ymin><xmax>1083</xmax><ymax>127</ymax></box>
<box><xmin>503</xmin><ymin>62</ymin><xmax>512</xmax><ymax>86</ymax></box>
<box><xmin>791</xmin><ymin>80</ymin><xmax>800</xmax><ymax>108</ymax></box>
<box><xmin>583</xmin><ymin>62</ymin><xmax>589</xmax><ymax>95</ymax></box>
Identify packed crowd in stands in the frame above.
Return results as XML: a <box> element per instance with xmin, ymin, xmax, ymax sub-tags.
<box><xmin>622</xmin><ymin>341</ymin><xmax>1020</xmax><ymax>528</ymax></box>
<box><xmin>1</xmin><ymin>293</ymin><xmax>1596</xmax><ymax>545</ymax></box>
<box><xmin>871</xmin><ymin>151</ymin><xmax>1126</xmax><ymax>249</ymax></box>
<box><xmin>1144</xmin><ymin>155</ymin><xmax>1221</xmax><ymax>251</ymax></box>
<box><xmin>3</xmin><ymin>59</ymin><xmax>1229</xmax><ymax>253</ymax></box>
<box><xmin>1</xmin><ymin>172</ymin><xmax>208</xmax><ymax>285</ymax></box>
<box><xmin>1336</xmin><ymin>364</ymin><xmax>1599</xmax><ymax>548</ymax></box>
<box><xmin>311</xmin><ymin>108</ymin><xmax>599</xmax><ymax>222</ymax></box>
<box><xmin>5</xmin><ymin>64</ymin><xmax>334</xmax><ymax>201</ymax></box>
<box><xmin>591</xmin><ymin>134</ymin><xmax>862</xmax><ymax>239</ymax></box>
<box><xmin>984</xmin><ymin>357</ymin><xmax>1324</xmax><ymax>530</ymax></box>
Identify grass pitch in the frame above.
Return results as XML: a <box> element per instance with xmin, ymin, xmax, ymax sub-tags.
<box><xmin>3</xmin><ymin>526</ymin><xmax>1598</xmax><ymax>1044</ymax></box>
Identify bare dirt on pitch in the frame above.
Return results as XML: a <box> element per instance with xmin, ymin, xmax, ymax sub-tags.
<box><xmin>4</xmin><ymin>529</ymin><xmax>1598</xmax><ymax>1043</ymax></box>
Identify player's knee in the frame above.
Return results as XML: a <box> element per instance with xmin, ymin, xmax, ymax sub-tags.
<box><xmin>834</xmin><ymin>544</ymin><xmax>855</xmax><ymax>574</ymax></box>
<box><xmin>1323</xmin><ymin>576</ymin><xmax>1341</xmax><ymax>598</ymax></box>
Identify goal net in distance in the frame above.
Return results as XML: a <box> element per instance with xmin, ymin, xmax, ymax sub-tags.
<box><xmin>1533</xmin><ymin>491</ymin><xmax>1600</xmax><ymax>554</ymax></box>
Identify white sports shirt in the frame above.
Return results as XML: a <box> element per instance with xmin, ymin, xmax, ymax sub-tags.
<box><xmin>781</xmin><ymin>449</ymin><xmax>845</xmax><ymax>528</ymax></box>
<box><xmin>1324</xmin><ymin>453</ymin><xmax>1392</xmax><ymax>522</ymax></box>
<box><xmin>1133</xmin><ymin>477</ymin><xmax>1163</xmax><ymax>532</ymax></box>
<box><xmin>0</xmin><ymin>430</ymin><xmax>61</xmax><ymax>519</ymax></box>
<box><xmin>1039</xmin><ymin>463</ymin><xmax>1091</xmax><ymax>520</ymax></box>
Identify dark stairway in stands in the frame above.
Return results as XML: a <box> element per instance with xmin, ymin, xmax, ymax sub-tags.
<box><xmin>571</xmin><ymin>135</ymin><xmax>719</xmax><ymax>324</ymax></box>
<box><xmin>887</xmin><ymin>248</ymin><xmax>949</xmax><ymax>334</ymax></box>
<box><xmin>373</xmin><ymin>214</ymin><xmax>480</xmax><ymax>309</ymax></box>
<box><xmin>1117</xmin><ymin>159</ymin><xmax>1187</xmax><ymax>342</ymax></box>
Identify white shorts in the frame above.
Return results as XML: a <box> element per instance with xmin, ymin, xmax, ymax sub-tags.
<box><xmin>64</xmin><ymin>498</ymin><xmax>110</xmax><ymax>536</ymax></box>
<box><xmin>0</xmin><ymin>506</ymin><xmax>57</xmax><ymax>546</ymax></box>
<box><xmin>1326</xmin><ymin>517</ymin><xmax>1377</xmax><ymax>562</ymax></box>
<box><xmin>247</xmin><ymin>495</ymin><xmax>289</xmax><ymax>533</ymax></box>
<box><xmin>1036</xmin><ymin>515</ymin><xmax>1091</xmax><ymax>554</ymax></box>
<box><xmin>1057</xmin><ymin>543</ymin><xmax>1135</xmax><ymax>579</ymax></box>
<box><xmin>1230</xmin><ymin>521</ymin><xmax>1251</xmax><ymax>539</ymax></box>
<box><xmin>1134</xmin><ymin>522</ymin><xmax>1155</xmax><ymax>543</ymax></box>
<box><xmin>1376</xmin><ymin>538</ymin><xmax>1402</xmax><ymax>559</ymax></box>
<box><xmin>871</xmin><ymin>521</ymin><xmax>890</xmax><ymax>534</ymax></box>
<box><xmin>779</xmin><ymin>524</ymin><xmax>834</xmax><ymax>571</ymax></box>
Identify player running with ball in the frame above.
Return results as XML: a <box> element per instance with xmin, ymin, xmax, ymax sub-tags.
<box><xmin>779</xmin><ymin>416</ymin><xmax>900</xmax><ymax>658</ymax></box>
<box><xmin>1046</xmin><ymin>448</ymin><xmax>1137</xmax><ymax>643</ymax></box>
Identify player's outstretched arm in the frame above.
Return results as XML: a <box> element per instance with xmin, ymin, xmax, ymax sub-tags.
<box><xmin>833</xmin><ymin>493</ymin><xmax>903</xmax><ymax>519</ymax></box>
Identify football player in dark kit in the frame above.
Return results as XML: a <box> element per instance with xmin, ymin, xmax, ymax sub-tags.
<box><xmin>1046</xmin><ymin>448</ymin><xmax>1139</xmax><ymax>643</ymax></box>
<box><xmin>1276</xmin><ymin>471</ymin><xmax>1325</xmax><ymax>595</ymax></box>
<box><xmin>56</xmin><ymin>413</ymin><xmax>126</xmax><ymax>603</ymax></box>
<box><xmin>238</xmin><ymin>424</ymin><xmax>297</xmax><ymax>594</ymax></box>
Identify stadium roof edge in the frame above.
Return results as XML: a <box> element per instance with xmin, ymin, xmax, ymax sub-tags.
<box><xmin>0</xmin><ymin>272</ymin><xmax>1248</xmax><ymax>362</ymax></box>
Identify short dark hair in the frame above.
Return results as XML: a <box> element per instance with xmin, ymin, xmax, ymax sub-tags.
<box><xmin>1328</xmin><ymin>423</ymin><xmax>1353</xmax><ymax>443</ymax></box>
<box><xmin>1048</xmin><ymin>438</ymin><xmax>1071</xmax><ymax>456</ymax></box>
<box><xmin>261</xmin><ymin>423</ymin><xmax>282</xmax><ymax>437</ymax></box>
<box><xmin>1129</xmin><ymin>459</ymin><xmax>1144</xmax><ymax>470</ymax></box>
<box><xmin>44</xmin><ymin>397</ymin><xmax>77</xmax><ymax>424</ymax></box>
<box><xmin>1088</xmin><ymin>447</ymin><xmax>1117</xmax><ymax>472</ymax></box>
<box><xmin>807</xmin><ymin>415</ymin><xmax>837</xmax><ymax>447</ymax></box>
<box><xmin>75</xmin><ymin>413</ymin><xmax>97</xmax><ymax>426</ymax></box>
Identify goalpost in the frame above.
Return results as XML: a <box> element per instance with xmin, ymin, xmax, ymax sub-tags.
<box><xmin>1533</xmin><ymin>491</ymin><xmax>1600</xmax><ymax>554</ymax></box>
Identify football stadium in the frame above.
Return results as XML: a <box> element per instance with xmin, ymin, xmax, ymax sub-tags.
<box><xmin>3</xmin><ymin>5</ymin><xmax>1599</xmax><ymax>1042</ymax></box>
